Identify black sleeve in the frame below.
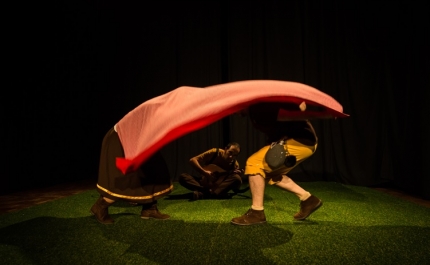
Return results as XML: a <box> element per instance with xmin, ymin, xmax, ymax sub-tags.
<box><xmin>248</xmin><ymin>103</ymin><xmax>317</xmax><ymax>145</ymax></box>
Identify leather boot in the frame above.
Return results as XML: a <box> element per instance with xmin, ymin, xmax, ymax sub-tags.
<box><xmin>141</xmin><ymin>203</ymin><xmax>170</xmax><ymax>220</ymax></box>
<box><xmin>231</xmin><ymin>208</ymin><xmax>267</xmax><ymax>226</ymax></box>
<box><xmin>293</xmin><ymin>195</ymin><xmax>322</xmax><ymax>220</ymax></box>
<box><xmin>90</xmin><ymin>196</ymin><xmax>114</xmax><ymax>224</ymax></box>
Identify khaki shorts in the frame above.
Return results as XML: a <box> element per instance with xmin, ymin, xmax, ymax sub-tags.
<box><xmin>244</xmin><ymin>139</ymin><xmax>317</xmax><ymax>185</ymax></box>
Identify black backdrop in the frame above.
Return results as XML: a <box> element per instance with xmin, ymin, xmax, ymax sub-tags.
<box><xmin>3</xmin><ymin>1</ymin><xmax>429</xmax><ymax>199</ymax></box>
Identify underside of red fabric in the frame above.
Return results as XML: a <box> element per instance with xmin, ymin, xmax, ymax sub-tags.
<box><xmin>115</xmin><ymin>80</ymin><xmax>349</xmax><ymax>174</ymax></box>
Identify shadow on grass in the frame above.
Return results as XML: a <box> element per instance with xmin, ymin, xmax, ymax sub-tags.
<box><xmin>0</xmin><ymin>215</ymin><xmax>293</xmax><ymax>264</ymax></box>
<box><xmin>165</xmin><ymin>192</ymin><xmax>252</xmax><ymax>201</ymax></box>
<box><xmin>164</xmin><ymin>192</ymin><xmax>195</xmax><ymax>201</ymax></box>
<box><xmin>1</xmin><ymin>215</ymin><xmax>430</xmax><ymax>264</ymax></box>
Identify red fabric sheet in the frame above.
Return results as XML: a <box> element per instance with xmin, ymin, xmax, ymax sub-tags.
<box><xmin>115</xmin><ymin>80</ymin><xmax>349</xmax><ymax>174</ymax></box>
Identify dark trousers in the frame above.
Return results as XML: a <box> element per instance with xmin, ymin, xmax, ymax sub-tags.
<box><xmin>178</xmin><ymin>173</ymin><xmax>242</xmax><ymax>195</ymax></box>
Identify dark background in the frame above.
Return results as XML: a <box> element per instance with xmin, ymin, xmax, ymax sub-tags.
<box><xmin>3</xmin><ymin>1</ymin><xmax>429</xmax><ymax>199</ymax></box>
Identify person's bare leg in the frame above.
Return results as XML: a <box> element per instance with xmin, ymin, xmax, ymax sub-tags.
<box><xmin>249</xmin><ymin>174</ymin><xmax>266</xmax><ymax>209</ymax></box>
<box><xmin>275</xmin><ymin>175</ymin><xmax>311</xmax><ymax>201</ymax></box>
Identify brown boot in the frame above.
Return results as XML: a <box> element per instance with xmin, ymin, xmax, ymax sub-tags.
<box><xmin>141</xmin><ymin>203</ymin><xmax>170</xmax><ymax>220</ymax></box>
<box><xmin>293</xmin><ymin>195</ymin><xmax>322</xmax><ymax>221</ymax></box>
<box><xmin>231</xmin><ymin>208</ymin><xmax>267</xmax><ymax>226</ymax></box>
<box><xmin>90</xmin><ymin>196</ymin><xmax>114</xmax><ymax>224</ymax></box>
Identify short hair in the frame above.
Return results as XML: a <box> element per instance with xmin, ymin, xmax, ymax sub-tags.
<box><xmin>226</xmin><ymin>142</ymin><xmax>240</xmax><ymax>152</ymax></box>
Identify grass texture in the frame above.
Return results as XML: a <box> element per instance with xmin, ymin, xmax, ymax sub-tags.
<box><xmin>0</xmin><ymin>182</ymin><xmax>429</xmax><ymax>265</ymax></box>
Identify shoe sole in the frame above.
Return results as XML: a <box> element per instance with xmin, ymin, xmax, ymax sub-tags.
<box><xmin>140</xmin><ymin>216</ymin><xmax>170</xmax><ymax>220</ymax></box>
<box><xmin>293</xmin><ymin>201</ymin><xmax>323</xmax><ymax>221</ymax></box>
<box><xmin>230</xmin><ymin>220</ymin><xmax>267</xmax><ymax>226</ymax></box>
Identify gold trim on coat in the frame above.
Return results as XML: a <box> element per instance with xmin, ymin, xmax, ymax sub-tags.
<box><xmin>96</xmin><ymin>184</ymin><xmax>173</xmax><ymax>200</ymax></box>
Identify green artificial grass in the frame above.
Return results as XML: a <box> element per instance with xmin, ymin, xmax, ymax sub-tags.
<box><xmin>0</xmin><ymin>182</ymin><xmax>429</xmax><ymax>265</ymax></box>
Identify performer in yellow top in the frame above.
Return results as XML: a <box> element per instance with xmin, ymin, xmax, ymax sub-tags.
<box><xmin>231</xmin><ymin>102</ymin><xmax>322</xmax><ymax>225</ymax></box>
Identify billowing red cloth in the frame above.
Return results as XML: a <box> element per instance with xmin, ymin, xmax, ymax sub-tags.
<box><xmin>116</xmin><ymin>80</ymin><xmax>348</xmax><ymax>174</ymax></box>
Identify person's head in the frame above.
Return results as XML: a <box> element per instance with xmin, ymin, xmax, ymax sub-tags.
<box><xmin>223</xmin><ymin>142</ymin><xmax>240</xmax><ymax>162</ymax></box>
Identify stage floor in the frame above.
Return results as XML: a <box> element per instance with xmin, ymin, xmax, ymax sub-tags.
<box><xmin>0</xmin><ymin>179</ymin><xmax>429</xmax><ymax>215</ymax></box>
